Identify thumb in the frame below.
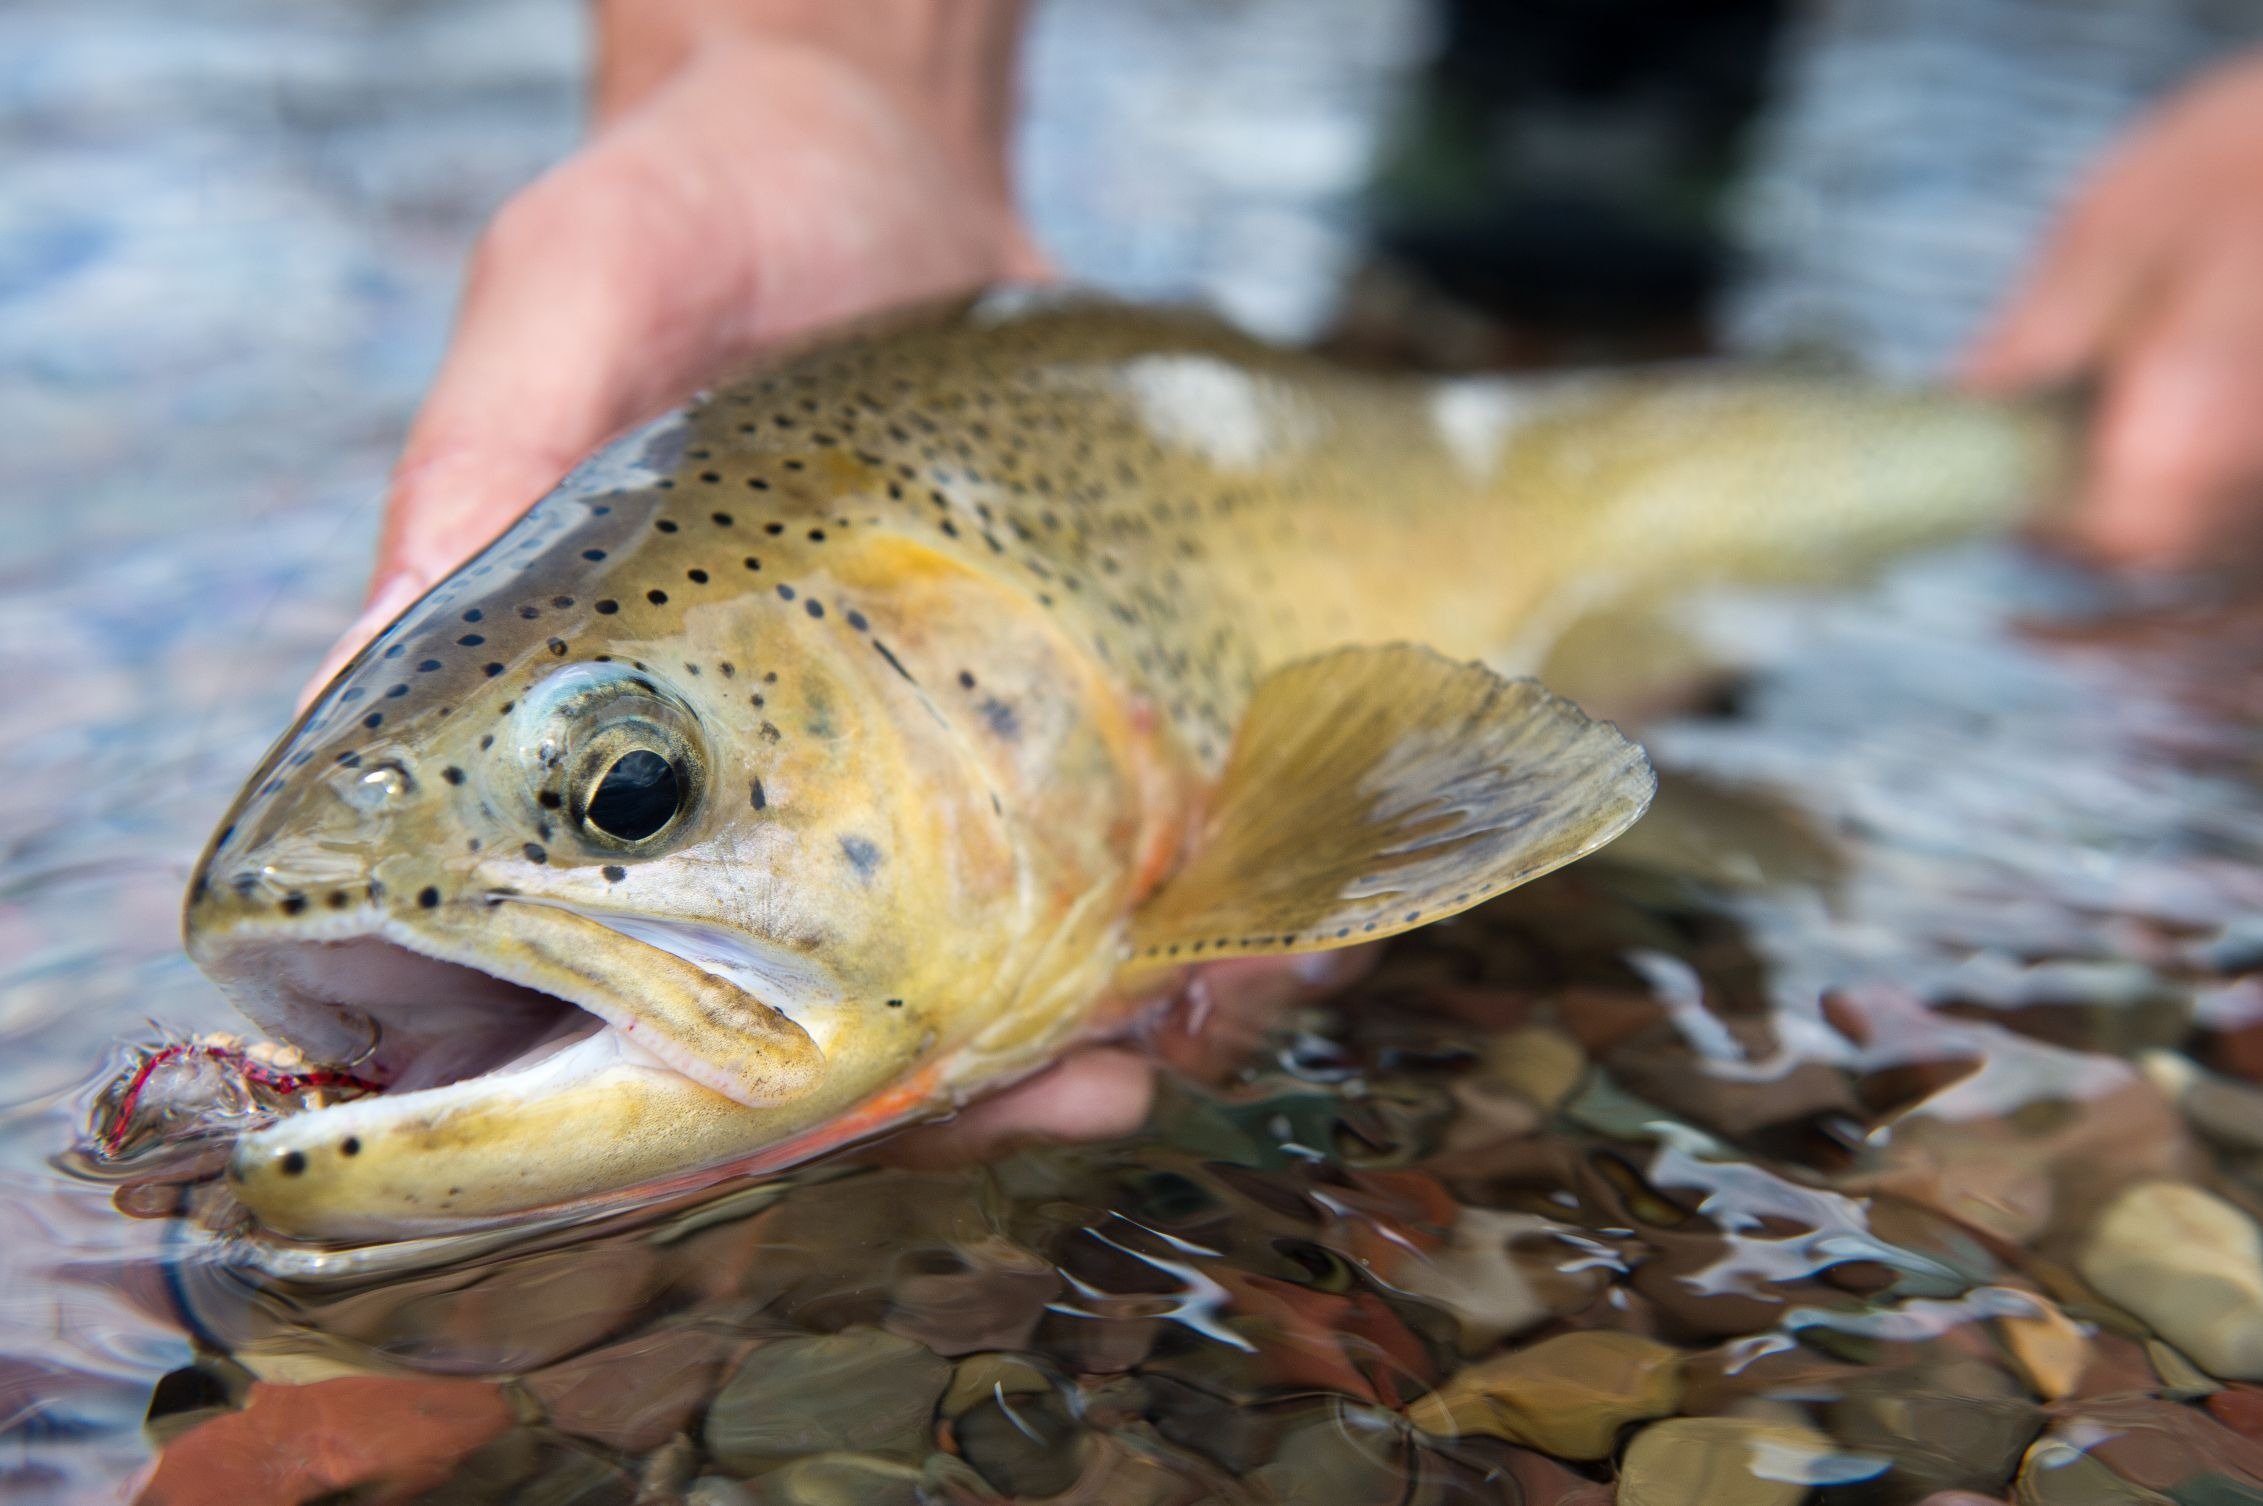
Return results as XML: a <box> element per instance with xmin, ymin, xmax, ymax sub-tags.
<box><xmin>301</xmin><ymin>149</ymin><xmax>760</xmax><ymax>707</ymax></box>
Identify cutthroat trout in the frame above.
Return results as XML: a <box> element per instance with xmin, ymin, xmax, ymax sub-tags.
<box><xmin>180</xmin><ymin>296</ymin><xmax>2063</xmax><ymax>1239</ymax></box>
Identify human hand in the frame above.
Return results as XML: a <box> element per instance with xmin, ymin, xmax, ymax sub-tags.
<box><xmin>884</xmin><ymin>947</ymin><xmax>1382</xmax><ymax>1165</ymax></box>
<box><xmin>1963</xmin><ymin>51</ymin><xmax>2263</xmax><ymax>567</ymax></box>
<box><xmin>306</xmin><ymin>0</ymin><xmax>1044</xmax><ymax>698</ymax></box>
<box><xmin>298</xmin><ymin>0</ymin><xmax>1354</xmax><ymax>1160</ymax></box>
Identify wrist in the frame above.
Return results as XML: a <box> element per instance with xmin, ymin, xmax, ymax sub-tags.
<box><xmin>593</xmin><ymin>0</ymin><xmax>1025</xmax><ymax>197</ymax></box>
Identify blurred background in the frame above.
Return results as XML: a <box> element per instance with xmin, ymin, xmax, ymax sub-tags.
<box><xmin>5</xmin><ymin>0</ymin><xmax>2263</xmax><ymax>1494</ymax></box>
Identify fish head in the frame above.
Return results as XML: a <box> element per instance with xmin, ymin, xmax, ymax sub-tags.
<box><xmin>183</xmin><ymin>447</ymin><xmax>1029</xmax><ymax>1234</ymax></box>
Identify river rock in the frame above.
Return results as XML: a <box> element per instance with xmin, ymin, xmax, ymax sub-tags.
<box><xmin>703</xmin><ymin>1329</ymin><xmax>949</xmax><ymax>1472</ymax></box>
<box><xmin>743</xmin><ymin>1453</ymin><xmax>924</xmax><ymax>1506</ymax></box>
<box><xmin>1994</xmin><ymin>1292</ymin><xmax>2090</xmax><ymax>1401</ymax></box>
<box><xmin>1826</xmin><ymin>1380</ymin><xmax>2040</xmax><ymax>1498</ymax></box>
<box><xmin>524</xmin><ymin>1325</ymin><xmax>743</xmax><ymax>1453</ymax></box>
<box><xmin>1388</xmin><ymin>1209</ymin><xmax>1607</xmax><ymax>1347</ymax></box>
<box><xmin>137</xmin><ymin>1375</ymin><xmax>515</xmax><ymax>1506</ymax></box>
<box><xmin>1617</xmin><ymin>1416</ymin><xmax>1848</xmax><ymax>1506</ymax></box>
<box><xmin>1404</xmin><ymin>1331</ymin><xmax>1681</xmax><ymax>1459</ymax></box>
<box><xmin>883</xmin><ymin>1235</ymin><xmax>1058</xmax><ymax>1355</ymax></box>
<box><xmin>2077</xmin><ymin>1181</ymin><xmax>2263</xmax><ymax>1379</ymax></box>
<box><xmin>940</xmin><ymin>1352</ymin><xmax>1054</xmax><ymax>1419</ymax></box>
<box><xmin>952</xmin><ymin>1385</ymin><xmax>1088</xmax><ymax>1498</ymax></box>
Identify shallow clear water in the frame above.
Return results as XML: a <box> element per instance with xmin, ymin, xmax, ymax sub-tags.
<box><xmin>17</xmin><ymin>5</ymin><xmax>2263</xmax><ymax>1505</ymax></box>
<box><xmin>22</xmin><ymin>543</ymin><xmax>2263</xmax><ymax>1505</ymax></box>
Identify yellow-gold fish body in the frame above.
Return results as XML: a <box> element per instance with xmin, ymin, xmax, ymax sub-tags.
<box><xmin>181</xmin><ymin>296</ymin><xmax>2067</xmax><ymax>1239</ymax></box>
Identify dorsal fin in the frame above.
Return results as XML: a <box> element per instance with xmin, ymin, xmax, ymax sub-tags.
<box><xmin>1128</xmin><ymin>645</ymin><xmax>1655</xmax><ymax>963</ymax></box>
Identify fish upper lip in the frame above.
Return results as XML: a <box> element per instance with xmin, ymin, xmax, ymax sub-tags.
<box><xmin>191</xmin><ymin>904</ymin><xmax>632</xmax><ymax>1098</ymax></box>
<box><xmin>192</xmin><ymin>893</ymin><xmax>836</xmax><ymax>1109</ymax></box>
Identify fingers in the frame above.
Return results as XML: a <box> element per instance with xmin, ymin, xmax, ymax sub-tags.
<box><xmin>300</xmin><ymin>126</ymin><xmax>749</xmax><ymax>707</ymax></box>
<box><xmin>1962</xmin><ymin>52</ymin><xmax>2263</xmax><ymax>569</ymax></box>
<box><xmin>373</xmin><ymin>81</ymin><xmax>770</xmax><ymax>604</ymax></box>
<box><xmin>878</xmin><ymin>943</ymin><xmax>1384</xmax><ymax>1168</ymax></box>
<box><xmin>2082</xmin><ymin>229</ymin><xmax>2263</xmax><ymax>565</ymax></box>
<box><xmin>882</xmin><ymin>1047</ymin><xmax>1156</xmax><ymax>1166</ymax></box>
<box><xmin>304</xmin><ymin>39</ymin><xmax>1039</xmax><ymax>713</ymax></box>
<box><xmin>1962</xmin><ymin>155</ymin><xmax>2169</xmax><ymax>391</ymax></box>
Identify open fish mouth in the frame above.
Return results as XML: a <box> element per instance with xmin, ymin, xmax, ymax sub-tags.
<box><xmin>178</xmin><ymin>907</ymin><xmax>858</xmax><ymax>1241</ymax></box>
<box><xmin>212</xmin><ymin>933</ymin><xmax>617</xmax><ymax>1097</ymax></box>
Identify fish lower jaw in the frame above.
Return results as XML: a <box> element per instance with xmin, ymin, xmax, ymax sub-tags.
<box><xmin>230</xmin><ymin>1014</ymin><xmax>660</xmax><ymax>1162</ymax></box>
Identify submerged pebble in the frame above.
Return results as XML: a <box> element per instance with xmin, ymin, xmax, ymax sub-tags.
<box><xmin>1404</xmin><ymin>1330</ymin><xmax>1682</xmax><ymax>1458</ymax></box>
<box><xmin>48</xmin><ymin>555</ymin><xmax>2263</xmax><ymax>1502</ymax></box>
<box><xmin>2078</xmin><ymin>1181</ymin><xmax>2263</xmax><ymax>1380</ymax></box>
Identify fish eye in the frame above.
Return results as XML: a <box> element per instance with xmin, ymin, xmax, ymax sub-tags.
<box><xmin>513</xmin><ymin>664</ymin><xmax>707</xmax><ymax>853</ymax></box>
<box><xmin>585</xmin><ymin>749</ymin><xmax>682</xmax><ymax>842</ymax></box>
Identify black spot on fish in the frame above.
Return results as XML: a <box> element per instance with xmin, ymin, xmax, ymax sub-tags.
<box><xmin>805</xmin><ymin>599</ymin><xmax>824</xmax><ymax>619</ymax></box>
<box><xmin>386</xmin><ymin>684</ymin><xmax>409</xmax><ymax>699</ymax></box>
<box><xmin>362</xmin><ymin>713</ymin><xmax>384</xmax><ymax>730</ymax></box>
<box><xmin>840</xmin><ymin>835</ymin><xmax>882</xmax><ymax>878</ymax></box>
<box><xmin>417</xmin><ymin>659</ymin><xmax>442</xmax><ymax>673</ymax></box>
<box><xmin>871</xmin><ymin>640</ymin><xmax>915</xmax><ymax>683</ymax></box>
<box><xmin>523</xmin><ymin>843</ymin><xmax>548</xmax><ymax>865</ymax></box>
<box><xmin>537</xmin><ymin>790</ymin><xmax>563</xmax><ymax>809</ymax></box>
<box><xmin>280</xmin><ymin>893</ymin><xmax>307</xmax><ymax>915</ymax></box>
<box><xmin>517</xmin><ymin>605</ymin><xmax>540</xmax><ymax>620</ymax></box>
<box><xmin>750</xmin><ymin>779</ymin><xmax>766</xmax><ymax>810</ymax></box>
<box><xmin>281</xmin><ymin>1151</ymin><xmax>307</xmax><ymax>1176</ymax></box>
<box><xmin>596</xmin><ymin>599</ymin><xmax>619</xmax><ymax>614</ymax></box>
<box><xmin>646</xmin><ymin>590</ymin><xmax>668</xmax><ymax>606</ymax></box>
<box><xmin>341</xmin><ymin>1137</ymin><xmax>360</xmax><ymax>1157</ymax></box>
<box><xmin>582</xmin><ymin>549</ymin><xmax>606</xmax><ymax>562</ymax></box>
<box><xmin>548</xmin><ymin>637</ymin><xmax>567</xmax><ymax>656</ymax></box>
<box><xmin>602</xmin><ymin>865</ymin><xmax>626</xmax><ymax>883</ymax></box>
<box><xmin>688</xmin><ymin>568</ymin><xmax>708</xmax><ymax>584</ymax></box>
<box><xmin>552</xmin><ymin>596</ymin><xmax>574</xmax><ymax>609</ymax></box>
<box><xmin>326</xmin><ymin>890</ymin><xmax>350</xmax><ymax>910</ymax></box>
<box><xmin>418</xmin><ymin>886</ymin><xmax>441</xmax><ymax>909</ymax></box>
<box><xmin>776</xmin><ymin>583</ymin><xmax>795</xmax><ymax>601</ymax></box>
<box><xmin>484</xmin><ymin>663</ymin><xmax>505</xmax><ymax>677</ymax></box>
<box><xmin>458</xmin><ymin>634</ymin><xmax>485</xmax><ymax>647</ymax></box>
<box><xmin>743</xmin><ymin>557</ymin><xmax>762</xmax><ymax>572</ymax></box>
<box><xmin>886</xmin><ymin>998</ymin><xmax>903</xmax><ymax>1009</ymax></box>
<box><xmin>656</xmin><ymin>519</ymin><xmax>679</xmax><ymax>533</ymax></box>
<box><xmin>845</xmin><ymin>609</ymin><xmax>868</xmax><ymax>632</ymax></box>
<box><xmin>712</xmin><ymin>512</ymin><xmax>733</xmax><ymax>526</ymax></box>
<box><xmin>979</xmin><ymin>698</ymin><xmax>1019</xmax><ymax>739</ymax></box>
<box><xmin>336</xmin><ymin>751</ymin><xmax>361</xmax><ymax>768</ymax></box>
<box><xmin>463</xmin><ymin>609</ymin><xmax>484</xmax><ymax>623</ymax></box>
<box><xmin>958</xmin><ymin>670</ymin><xmax>977</xmax><ymax>690</ymax></box>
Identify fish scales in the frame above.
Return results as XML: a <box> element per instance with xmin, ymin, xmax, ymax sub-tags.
<box><xmin>179</xmin><ymin>296</ymin><xmax>2063</xmax><ymax>1238</ymax></box>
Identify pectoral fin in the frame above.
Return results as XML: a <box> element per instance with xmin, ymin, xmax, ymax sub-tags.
<box><xmin>1128</xmin><ymin>645</ymin><xmax>1655</xmax><ymax>962</ymax></box>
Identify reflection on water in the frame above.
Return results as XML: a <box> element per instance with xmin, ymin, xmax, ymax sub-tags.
<box><xmin>16</xmin><ymin>545</ymin><xmax>2263</xmax><ymax>1502</ymax></box>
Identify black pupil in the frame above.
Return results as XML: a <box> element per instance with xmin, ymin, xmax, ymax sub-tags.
<box><xmin>586</xmin><ymin>749</ymin><xmax>681</xmax><ymax>841</ymax></box>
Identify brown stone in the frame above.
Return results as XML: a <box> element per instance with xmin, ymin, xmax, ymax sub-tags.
<box><xmin>137</xmin><ymin>1375</ymin><xmax>513</xmax><ymax>1506</ymax></box>
<box><xmin>524</xmin><ymin>1325</ymin><xmax>744</xmax><ymax>1453</ymax></box>
<box><xmin>1617</xmin><ymin>1416</ymin><xmax>1842</xmax><ymax>1506</ymax></box>
<box><xmin>1405</xmin><ymin>1331</ymin><xmax>1682</xmax><ymax>1460</ymax></box>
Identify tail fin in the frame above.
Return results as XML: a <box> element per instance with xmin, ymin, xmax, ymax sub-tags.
<box><xmin>1480</xmin><ymin>366</ymin><xmax>2081</xmax><ymax>701</ymax></box>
